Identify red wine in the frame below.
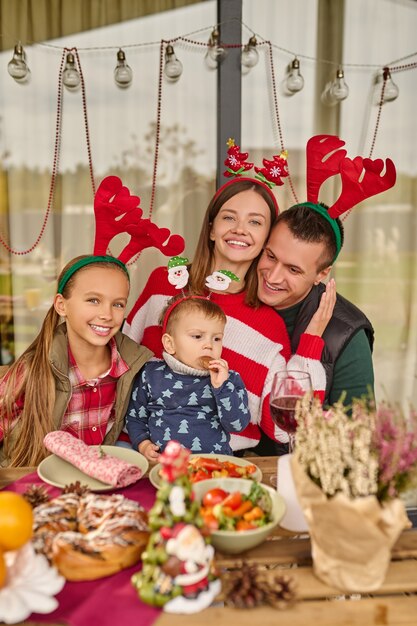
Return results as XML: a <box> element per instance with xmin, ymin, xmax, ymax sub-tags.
<box><xmin>270</xmin><ymin>396</ymin><xmax>299</xmax><ymax>434</ymax></box>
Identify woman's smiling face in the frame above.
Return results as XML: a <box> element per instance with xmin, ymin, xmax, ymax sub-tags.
<box><xmin>210</xmin><ymin>189</ymin><xmax>272</xmax><ymax>269</ymax></box>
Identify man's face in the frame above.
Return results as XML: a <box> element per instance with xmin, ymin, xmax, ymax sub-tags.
<box><xmin>257</xmin><ymin>221</ymin><xmax>331</xmax><ymax>310</ymax></box>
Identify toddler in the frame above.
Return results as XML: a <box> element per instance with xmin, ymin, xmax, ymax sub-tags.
<box><xmin>126</xmin><ymin>295</ymin><xmax>250</xmax><ymax>461</ymax></box>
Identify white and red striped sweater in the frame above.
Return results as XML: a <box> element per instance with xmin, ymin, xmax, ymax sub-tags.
<box><xmin>124</xmin><ymin>266</ymin><xmax>325</xmax><ymax>451</ymax></box>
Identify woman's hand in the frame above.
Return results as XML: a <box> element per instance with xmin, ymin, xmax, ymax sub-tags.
<box><xmin>305</xmin><ymin>278</ymin><xmax>336</xmax><ymax>337</ymax></box>
<box><xmin>208</xmin><ymin>358</ymin><xmax>229</xmax><ymax>388</ymax></box>
<box><xmin>138</xmin><ymin>439</ymin><xmax>160</xmax><ymax>461</ymax></box>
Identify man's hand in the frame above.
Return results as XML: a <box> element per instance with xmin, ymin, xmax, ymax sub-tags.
<box><xmin>208</xmin><ymin>358</ymin><xmax>229</xmax><ymax>388</ymax></box>
<box><xmin>138</xmin><ymin>439</ymin><xmax>160</xmax><ymax>461</ymax></box>
<box><xmin>305</xmin><ymin>278</ymin><xmax>336</xmax><ymax>337</ymax></box>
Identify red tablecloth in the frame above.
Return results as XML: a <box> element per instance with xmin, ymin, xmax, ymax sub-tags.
<box><xmin>4</xmin><ymin>472</ymin><xmax>161</xmax><ymax>626</ymax></box>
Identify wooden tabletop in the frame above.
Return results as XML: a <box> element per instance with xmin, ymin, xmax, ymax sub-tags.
<box><xmin>2</xmin><ymin>456</ymin><xmax>417</xmax><ymax>626</ymax></box>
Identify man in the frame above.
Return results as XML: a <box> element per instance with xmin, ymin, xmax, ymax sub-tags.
<box><xmin>255</xmin><ymin>203</ymin><xmax>374</xmax><ymax>454</ymax></box>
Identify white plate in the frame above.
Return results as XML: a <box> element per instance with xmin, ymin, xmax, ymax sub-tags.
<box><xmin>37</xmin><ymin>445</ymin><xmax>149</xmax><ymax>492</ymax></box>
<box><xmin>149</xmin><ymin>453</ymin><xmax>262</xmax><ymax>488</ymax></box>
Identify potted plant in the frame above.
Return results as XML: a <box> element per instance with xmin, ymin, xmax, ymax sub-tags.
<box><xmin>291</xmin><ymin>395</ymin><xmax>417</xmax><ymax>592</ymax></box>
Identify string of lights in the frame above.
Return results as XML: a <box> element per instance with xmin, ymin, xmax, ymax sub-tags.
<box><xmin>1</xmin><ymin>19</ymin><xmax>416</xmax><ymax>256</ymax></box>
<box><xmin>4</xmin><ymin>17</ymin><xmax>417</xmax><ymax>104</ymax></box>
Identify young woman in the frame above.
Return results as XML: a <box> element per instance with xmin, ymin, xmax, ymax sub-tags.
<box><xmin>0</xmin><ymin>255</ymin><xmax>152</xmax><ymax>467</ymax></box>
<box><xmin>124</xmin><ymin>178</ymin><xmax>334</xmax><ymax>452</ymax></box>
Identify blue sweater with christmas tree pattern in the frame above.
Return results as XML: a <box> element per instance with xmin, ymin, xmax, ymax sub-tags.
<box><xmin>126</xmin><ymin>353</ymin><xmax>250</xmax><ymax>455</ymax></box>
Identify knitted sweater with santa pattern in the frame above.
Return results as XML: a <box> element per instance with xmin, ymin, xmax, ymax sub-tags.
<box><xmin>124</xmin><ymin>266</ymin><xmax>325</xmax><ymax>451</ymax></box>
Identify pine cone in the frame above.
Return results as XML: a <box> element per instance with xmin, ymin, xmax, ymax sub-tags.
<box><xmin>23</xmin><ymin>484</ymin><xmax>50</xmax><ymax>508</ymax></box>
<box><xmin>220</xmin><ymin>562</ymin><xmax>297</xmax><ymax>609</ymax></box>
<box><xmin>62</xmin><ymin>481</ymin><xmax>90</xmax><ymax>496</ymax></box>
<box><xmin>261</xmin><ymin>571</ymin><xmax>298</xmax><ymax>609</ymax></box>
<box><xmin>220</xmin><ymin>562</ymin><xmax>266</xmax><ymax>608</ymax></box>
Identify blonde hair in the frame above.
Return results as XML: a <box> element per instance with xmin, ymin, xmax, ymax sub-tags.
<box><xmin>189</xmin><ymin>179</ymin><xmax>277</xmax><ymax>307</ymax></box>
<box><xmin>0</xmin><ymin>255</ymin><xmax>128</xmax><ymax>467</ymax></box>
<box><xmin>160</xmin><ymin>295</ymin><xmax>227</xmax><ymax>335</ymax></box>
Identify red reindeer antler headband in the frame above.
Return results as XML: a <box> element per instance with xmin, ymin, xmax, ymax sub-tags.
<box><xmin>58</xmin><ymin>176</ymin><xmax>185</xmax><ymax>293</ymax></box>
<box><xmin>299</xmin><ymin>134</ymin><xmax>396</xmax><ymax>260</ymax></box>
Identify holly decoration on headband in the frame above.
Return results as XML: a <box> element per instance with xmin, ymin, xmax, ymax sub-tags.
<box><xmin>167</xmin><ymin>256</ymin><xmax>189</xmax><ymax>290</ymax></box>
<box><xmin>93</xmin><ymin>176</ymin><xmax>185</xmax><ymax>264</ymax></box>
<box><xmin>254</xmin><ymin>150</ymin><xmax>289</xmax><ymax>188</ymax></box>
<box><xmin>223</xmin><ymin>138</ymin><xmax>254</xmax><ymax>178</ymax></box>
<box><xmin>205</xmin><ymin>269</ymin><xmax>239</xmax><ymax>291</ymax></box>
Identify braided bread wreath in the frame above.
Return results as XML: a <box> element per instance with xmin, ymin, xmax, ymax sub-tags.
<box><xmin>32</xmin><ymin>491</ymin><xmax>149</xmax><ymax>581</ymax></box>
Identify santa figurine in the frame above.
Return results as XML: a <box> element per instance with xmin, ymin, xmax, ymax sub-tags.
<box><xmin>205</xmin><ymin>269</ymin><xmax>239</xmax><ymax>292</ymax></box>
<box><xmin>162</xmin><ymin>523</ymin><xmax>214</xmax><ymax>598</ymax></box>
<box><xmin>132</xmin><ymin>441</ymin><xmax>220</xmax><ymax>613</ymax></box>
<box><xmin>167</xmin><ymin>256</ymin><xmax>189</xmax><ymax>290</ymax></box>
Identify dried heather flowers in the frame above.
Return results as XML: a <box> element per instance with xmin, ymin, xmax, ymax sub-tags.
<box><xmin>294</xmin><ymin>394</ymin><xmax>417</xmax><ymax>503</ymax></box>
<box><xmin>374</xmin><ymin>402</ymin><xmax>417</xmax><ymax>501</ymax></box>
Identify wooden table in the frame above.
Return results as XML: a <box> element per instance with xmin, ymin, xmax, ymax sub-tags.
<box><xmin>2</xmin><ymin>457</ymin><xmax>417</xmax><ymax>626</ymax></box>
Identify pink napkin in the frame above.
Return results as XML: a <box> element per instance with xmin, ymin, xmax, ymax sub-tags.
<box><xmin>43</xmin><ymin>431</ymin><xmax>143</xmax><ymax>488</ymax></box>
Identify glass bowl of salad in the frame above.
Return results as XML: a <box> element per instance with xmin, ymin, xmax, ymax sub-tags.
<box><xmin>192</xmin><ymin>477</ymin><xmax>286</xmax><ymax>554</ymax></box>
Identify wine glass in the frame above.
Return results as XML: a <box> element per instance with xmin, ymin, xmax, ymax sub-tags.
<box><xmin>270</xmin><ymin>370</ymin><xmax>312</xmax><ymax>453</ymax></box>
<box><xmin>269</xmin><ymin>370</ymin><xmax>312</xmax><ymax>489</ymax></box>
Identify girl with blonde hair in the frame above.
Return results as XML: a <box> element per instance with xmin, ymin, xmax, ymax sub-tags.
<box><xmin>0</xmin><ymin>255</ymin><xmax>151</xmax><ymax>467</ymax></box>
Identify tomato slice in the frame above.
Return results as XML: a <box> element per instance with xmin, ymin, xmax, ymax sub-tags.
<box><xmin>220</xmin><ymin>491</ymin><xmax>242</xmax><ymax>510</ymax></box>
<box><xmin>202</xmin><ymin>488</ymin><xmax>228</xmax><ymax>507</ymax></box>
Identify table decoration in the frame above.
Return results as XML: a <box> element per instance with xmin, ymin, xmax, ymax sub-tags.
<box><xmin>3</xmin><ymin>470</ymin><xmax>162</xmax><ymax>626</ymax></box>
<box><xmin>218</xmin><ymin>561</ymin><xmax>297</xmax><ymax>609</ymax></box>
<box><xmin>0</xmin><ymin>542</ymin><xmax>65</xmax><ymax>624</ymax></box>
<box><xmin>291</xmin><ymin>395</ymin><xmax>416</xmax><ymax>592</ymax></box>
<box><xmin>132</xmin><ymin>441</ymin><xmax>220</xmax><ymax>613</ymax></box>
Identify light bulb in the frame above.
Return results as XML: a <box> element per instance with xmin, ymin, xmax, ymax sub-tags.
<box><xmin>164</xmin><ymin>44</ymin><xmax>183</xmax><ymax>82</ymax></box>
<box><xmin>62</xmin><ymin>52</ymin><xmax>81</xmax><ymax>91</ymax></box>
<box><xmin>321</xmin><ymin>68</ymin><xmax>349</xmax><ymax>106</ymax></box>
<box><xmin>241</xmin><ymin>35</ymin><xmax>259</xmax><ymax>70</ymax></box>
<box><xmin>7</xmin><ymin>43</ymin><xmax>30</xmax><ymax>83</ymax></box>
<box><xmin>204</xmin><ymin>28</ymin><xmax>227</xmax><ymax>70</ymax></box>
<box><xmin>114</xmin><ymin>48</ymin><xmax>133</xmax><ymax>88</ymax></box>
<box><xmin>282</xmin><ymin>57</ymin><xmax>304</xmax><ymax>96</ymax></box>
<box><xmin>373</xmin><ymin>67</ymin><xmax>399</xmax><ymax>105</ymax></box>
<box><xmin>330</xmin><ymin>68</ymin><xmax>349</xmax><ymax>101</ymax></box>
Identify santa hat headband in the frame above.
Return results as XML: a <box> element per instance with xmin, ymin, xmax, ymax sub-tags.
<box><xmin>212</xmin><ymin>138</ymin><xmax>290</xmax><ymax>215</ymax></box>
<box><xmin>57</xmin><ymin>176</ymin><xmax>185</xmax><ymax>294</ymax></box>
<box><xmin>300</xmin><ymin>135</ymin><xmax>396</xmax><ymax>261</ymax></box>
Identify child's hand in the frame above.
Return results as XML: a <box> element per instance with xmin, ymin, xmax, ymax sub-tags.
<box><xmin>208</xmin><ymin>358</ymin><xmax>229</xmax><ymax>388</ymax></box>
<box><xmin>138</xmin><ymin>439</ymin><xmax>160</xmax><ymax>462</ymax></box>
<box><xmin>305</xmin><ymin>278</ymin><xmax>336</xmax><ymax>337</ymax></box>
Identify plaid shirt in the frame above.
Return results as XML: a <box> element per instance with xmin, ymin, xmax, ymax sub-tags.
<box><xmin>62</xmin><ymin>338</ymin><xmax>129</xmax><ymax>445</ymax></box>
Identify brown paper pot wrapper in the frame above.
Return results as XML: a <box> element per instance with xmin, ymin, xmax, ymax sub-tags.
<box><xmin>291</xmin><ymin>455</ymin><xmax>411</xmax><ymax>592</ymax></box>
